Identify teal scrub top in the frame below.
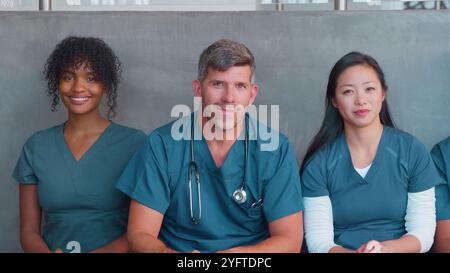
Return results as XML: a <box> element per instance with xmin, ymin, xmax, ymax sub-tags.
<box><xmin>116</xmin><ymin>114</ymin><xmax>304</xmax><ymax>253</ymax></box>
<box><xmin>301</xmin><ymin>126</ymin><xmax>440</xmax><ymax>250</ymax></box>
<box><xmin>431</xmin><ymin>137</ymin><xmax>450</xmax><ymax>221</ymax></box>
<box><xmin>12</xmin><ymin>122</ymin><xmax>146</xmax><ymax>253</ymax></box>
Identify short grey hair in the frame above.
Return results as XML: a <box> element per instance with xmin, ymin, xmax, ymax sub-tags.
<box><xmin>197</xmin><ymin>39</ymin><xmax>255</xmax><ymax>83</ymax></box>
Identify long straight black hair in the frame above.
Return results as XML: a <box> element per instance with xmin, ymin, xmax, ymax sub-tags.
<box><xmin>300</xmin><ymin>52</ymin><xmax>396</xmax><ymax>172</ymax></box>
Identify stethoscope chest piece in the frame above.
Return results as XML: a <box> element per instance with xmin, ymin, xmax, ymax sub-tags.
<box><xmin>232</xmin><ymin>188</ymin><xmax>247</xmax><ymax>204</ymax></box>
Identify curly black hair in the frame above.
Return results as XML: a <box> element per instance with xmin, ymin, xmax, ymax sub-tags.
<box><xmin>43</xmin><ymin>36</ymin><xmax>122</xmax><ymax>118</ymax></box>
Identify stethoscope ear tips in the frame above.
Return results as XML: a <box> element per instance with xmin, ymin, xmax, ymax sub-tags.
<box><xmin>232</xmin><ymin>188</ymin><xmax>247</xmax><ymax>204</ymax></box>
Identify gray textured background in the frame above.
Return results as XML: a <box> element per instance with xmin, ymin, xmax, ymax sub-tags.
<box><xmin>1</xmin><ymin>11</ymin><xmax>450</xmax><ymax>252</ymax></box>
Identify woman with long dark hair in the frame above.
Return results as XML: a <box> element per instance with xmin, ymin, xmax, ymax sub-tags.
<box><xmin>301</xmin><ymin>52</ymin><xmax>439</xmax><ymax>253</ymax></box>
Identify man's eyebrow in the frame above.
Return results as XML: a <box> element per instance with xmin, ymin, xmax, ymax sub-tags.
<box><xmin>209</xmin><ymin>79</ymin><xmax>224</xmax><ymax>83</ymax></box>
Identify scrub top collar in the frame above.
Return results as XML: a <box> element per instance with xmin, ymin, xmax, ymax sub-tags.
<box><xmin>191</xmin><ymin>111</ymin><xmax>247</xmax><ymax>176</ymax></box>
<box><xmin>340</xmin><ymin>125</ymin><xmax>387</xmax><ymax>184</ymax></box>
<box><xmin>56</xmin><ymin>121</ymin><xmax>115</xmax><ymax>165</ymax></box>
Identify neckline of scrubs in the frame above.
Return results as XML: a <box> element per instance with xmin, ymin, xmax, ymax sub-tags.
<box><xmin>56</xmin><ymin>121</ymin><xmax>115</xmax><ymax>165</ymax></box>
<box><xmin>191</xmin><ymin>112</ymin><xmax>246</xmax><ymax>176</ymax></box>
<box><xmin>341</xmin><ymin>126</ymin><xmax>387</xmax><ymax>184</ymax></box>
<box><xmin>197</xmin><ymin>137</ymin><xmax>245</xmax><ymax>175</ymax></box>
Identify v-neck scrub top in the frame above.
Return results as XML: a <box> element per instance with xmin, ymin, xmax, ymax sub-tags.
<box><xmin>301</xmin><ymin>126</ymin><xmax>440</xmax><ymax>250</ymax></box>
<box><xmin>431</xmin><ymin>137</ymin><xmax>450</xmax><ymax>221</ymax></box>
<box><xmin>116</xmin><ymin>114</ymin><xmax>304</xmax><ymax>253</ymax></box>
<box><xmin>12</xmin><ymin>122</ymin><xmax>146</xmax><ymax>252</ymax></box>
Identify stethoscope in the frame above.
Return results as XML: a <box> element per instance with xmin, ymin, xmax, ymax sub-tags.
<box><xmin>188</xmin><ymin>113</ymin><xmax>249</xmax><ymax>224</ymax></box>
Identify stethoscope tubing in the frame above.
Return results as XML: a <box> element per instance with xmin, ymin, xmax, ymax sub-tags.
<box><xmin>188</xmin><ymin>113</ymin><xmax>249</xmax><ymax>224</ymax></box>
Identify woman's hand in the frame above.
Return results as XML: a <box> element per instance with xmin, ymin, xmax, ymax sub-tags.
<box><xmin>53</xmin><ymin>248</ymin><xmax>64</xmax><ymax>253</ymax></box>
<box><xmin>357</xmin><ymin>240</ymin><xmax>392</xmax><ymax>253</ymax></box>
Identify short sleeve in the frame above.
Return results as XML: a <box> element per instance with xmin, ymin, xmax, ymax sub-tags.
<box><xmin>263</xmin><ymin>140</ymin><xmax>304</xmax><ymax>223</ymax></box>
<box><xmin>301</xmin><ymin>152</ymin><xmax>329</xmax><ymax>198</ymax></box>
<box><xmin>407</xmin><ymin>138</ymin><xmax>441</xmax><ymax>193</ymax></box>
<box><xmin>12</xmin><ymin>137</ymin><xmax>38</xmax><ymax>184</ymax></box>
<box><xmin>116</xmin><ymin>132</ymin><xmax>170</xmax><ymax>214</ymax></box>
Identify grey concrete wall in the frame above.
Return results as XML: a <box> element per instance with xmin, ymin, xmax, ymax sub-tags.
<box><xmin>1</xmin><ymin>11</ymin><xmax>450</xmax><ymax>252</ymax></box>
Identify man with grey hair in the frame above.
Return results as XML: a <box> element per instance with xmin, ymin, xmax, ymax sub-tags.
<box><xmin>117</xmin><ymin>39</ymin><xmax>304</xmax><ymax>253</ymax></box>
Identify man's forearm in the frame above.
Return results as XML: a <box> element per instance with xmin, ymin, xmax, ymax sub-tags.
<box><xmin>128</xmin><ymin>232</ymin><xmax>177</xmax><ymax>253</ymax></box>
<box><xmin>217</xmin><ymin>235</ymin><xmax>301</xmax><ymax>253</ymax></box>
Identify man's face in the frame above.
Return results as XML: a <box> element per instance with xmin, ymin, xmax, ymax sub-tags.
<box><xmin>193</xmin><ymin>65</ymin><xmax>259</xmax><ymax>134</ymax></box>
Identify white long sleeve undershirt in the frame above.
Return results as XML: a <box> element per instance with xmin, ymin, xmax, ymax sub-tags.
<box><xmin>304</xmin><ymin>165</ymin><xmax>436</xmax><ymax>253</ymax></box>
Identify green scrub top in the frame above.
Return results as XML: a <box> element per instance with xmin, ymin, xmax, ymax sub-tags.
<box><xmin>301</xmin><ymin>126</ymin><xmax>440</xmax><ymax>250</ymax></box>
<box><xmin>12</xmin><ymin>122</ymin><xmax>146</xmax><ymax>253</ymax></box>
<box><xmin>116</xmin><ymin>113</ymin><xmax>303</xmax><ymax>253</ymax></box>
<box><xmin>431</xmin><ymin>137</ymin><xmax>450</xmax><ymax>221</ymax></box>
